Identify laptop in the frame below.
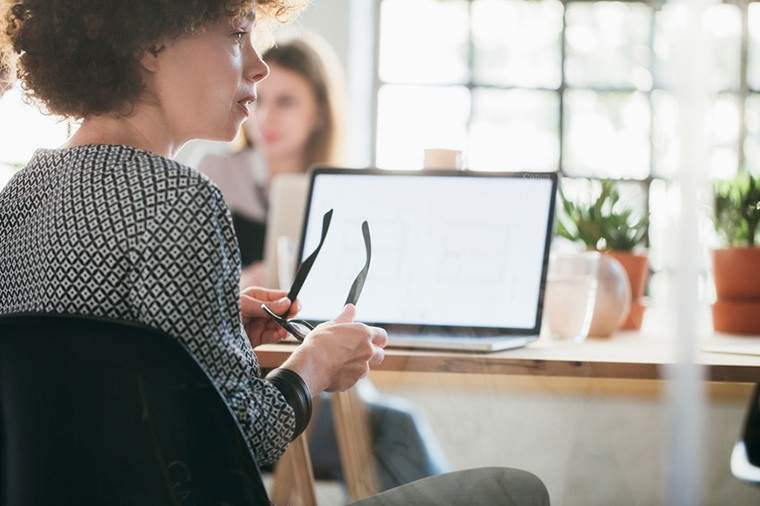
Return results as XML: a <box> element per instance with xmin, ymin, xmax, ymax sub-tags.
<box><xmin>292</xmin><ymin>167</ymin><xmax>557</xmax><ymax>353</ymax></box>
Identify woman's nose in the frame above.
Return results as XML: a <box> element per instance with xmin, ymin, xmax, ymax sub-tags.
<box><xmin>244</xmin><ymin>46</ymin><xmax>270</xmax><ymax>84</ymax></box>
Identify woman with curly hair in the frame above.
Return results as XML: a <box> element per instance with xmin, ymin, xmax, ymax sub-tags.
<box><xmin>0</xmin><ymin>1</ymin><xmax>549</xmax><ymax>504</ymax></box>
<box><xmin>196</xmin><ymin>34</ymin><xmax>450</xmax><ymax>492</ymax></box>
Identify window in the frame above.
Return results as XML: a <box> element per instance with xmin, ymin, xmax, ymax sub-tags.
<box><xmin>375</xmin><ymin>0</ymin><xmax>755</xmax><ymax>175</ymax></box>
<box><xmin>0</xmin><ymin>84</ymin><xmax>74</xmax><ymax>187</ymax></box>
<box><xmin>375</xmin><ymin>0</ymin><xmax>759</xmax><ymax>290</ymax></box>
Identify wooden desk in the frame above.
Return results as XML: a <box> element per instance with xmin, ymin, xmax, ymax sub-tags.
<box><xmin>262</xmin><ymin>329</ymin><xmax>760</xmax><ymax>503</ymax></box>
<box><xmin>257</xmin><ymin>331</ymin><xmax>760</xmax><ymax>383</ymax></box>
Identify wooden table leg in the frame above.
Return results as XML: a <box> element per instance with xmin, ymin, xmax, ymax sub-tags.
<box><xmin>271</xmin><ymin>433</ymin><xmax>318</xmax><ymax>506</ymax></box>
<box><xmin>332</xmin><ymin>388</ymin><xmax>379</xmax><ymax>501</ymax></box>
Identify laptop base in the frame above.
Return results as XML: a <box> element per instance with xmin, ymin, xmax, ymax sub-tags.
<box><xmin>387</xmin><ymin>335</ymin><xmax>532</xmax><ymax>353</ymax></box>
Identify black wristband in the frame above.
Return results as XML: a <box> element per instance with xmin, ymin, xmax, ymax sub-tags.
<box><xmin>266</xmin><ymin>368</ymin><xmax>313</xmax><ymax>439</ymax></box>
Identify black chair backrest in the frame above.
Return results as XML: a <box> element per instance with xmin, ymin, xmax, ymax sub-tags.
<box><xmin>742</xmin><ymin>384</ymin><xmax>760</xmax><ymax>467</ymax></box>
<box><xmin>0</xmin><ymin>313</ymin><xmax>271</xmax><ymax>506</ymax></box>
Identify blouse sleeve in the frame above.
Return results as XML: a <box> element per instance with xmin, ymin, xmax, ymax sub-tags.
<box><xmin>127</xmin><ymin>177</ymin><xmax>307</xmax><ymax>464</ymax></box>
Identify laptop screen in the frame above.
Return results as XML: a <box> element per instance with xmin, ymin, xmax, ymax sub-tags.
<box><xmin>295</xmin><ymin>169</ymin><xmax>556</xmax><ymax>333</ymax></box>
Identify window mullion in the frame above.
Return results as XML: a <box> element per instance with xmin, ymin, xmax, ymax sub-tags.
<box><xmin>739</xmin><ymin>0</ymin><xmax>750</xmax><ymax>173</ymax></box>
<box><xmin>466</xmin><ymin>0</ymin><xmax>475</xmax><ymax>171</ymax></box>
<box><xmin>370</xmin><ymin>0</ymin><xmax>382</xmax><ymax>167</ymax></box>
<box><xmin>559</xmin><ymin>0</ymin><xmax>568</xmax><ymax>176</ymax></box>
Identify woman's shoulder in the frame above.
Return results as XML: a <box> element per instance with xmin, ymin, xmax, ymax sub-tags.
<box><xmin>33</xmin><ymin>143</ymin><xmax>228</xmax><ymax>222</ymax></box>
<box><xmin>29</xmin><ymin>144</ymin><xmax>216</xmax><ymax>190</ymax></box>
<box><xmin>69</xmin><ymin>144</ymin><xmax>229</xmax><ymax>214</ymax></box>
<box><xmin>125</xmin><ymin>146</ymin><xmax>222</xmax><ymax>197</ymax></box>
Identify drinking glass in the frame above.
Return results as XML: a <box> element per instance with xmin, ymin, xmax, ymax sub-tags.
<box><xmin>544</xmin><ymin>252</ymin><xmax>600</xmax><ymax>342</ymax></box>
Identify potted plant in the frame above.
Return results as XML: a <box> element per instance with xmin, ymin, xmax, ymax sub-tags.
<box><xmin>557</xmin><ymin>179</ymin><xmax>649</xmax><ymax>332</ymax></box>
<box><xmin>712</xmin><ymin>172</ymin><xmax>760</xmax><ymax>334</ymax></box>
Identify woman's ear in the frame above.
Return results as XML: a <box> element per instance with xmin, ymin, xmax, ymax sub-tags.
<box><xmin>138</xmin><ymin>44</ymin><xmax>164</xmax><ymax>73</ymax></box>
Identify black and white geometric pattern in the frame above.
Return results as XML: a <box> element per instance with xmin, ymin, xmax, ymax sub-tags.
<box><xmin>0</xmin><ymin>144</ymin><xmax>295</xmax><ymax>464</ymax></box>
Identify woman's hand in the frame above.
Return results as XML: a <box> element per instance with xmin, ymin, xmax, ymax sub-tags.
<box><xmin>281</xmin><ymin>304</ymin><xmax>388</xmax><ymax>394</ymax></box>
<box><xmin>240</xmin><ymin>287</ymin><xmax>301</xmax><ymax>348</ymax></box>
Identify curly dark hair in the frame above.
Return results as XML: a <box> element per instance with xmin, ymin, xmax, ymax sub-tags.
<box><xmin>0</xmin><ymin>0</ymin><xmax>303</xmax><ymax>118</ymax></box>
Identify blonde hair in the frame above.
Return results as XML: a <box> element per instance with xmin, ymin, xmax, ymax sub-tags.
<box><xmin>0</xmin><ymin>1</ymin><xmax>13</xmax><ymax>94</ymax></box>
<box><xmin>0</xmin><ymin>53</ymin><xmax>11</xmax><ymax>95</ymax></box>
<box><xmin>243</xmin><ymin>34</ymin><xmax>346</xmax><ymax>168</ymax></box>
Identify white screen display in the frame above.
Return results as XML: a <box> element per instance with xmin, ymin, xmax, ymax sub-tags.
<box><xmin>295</xmin><ymin>173</ymin><xmax>554</xmax><ymax>329</ymax></box>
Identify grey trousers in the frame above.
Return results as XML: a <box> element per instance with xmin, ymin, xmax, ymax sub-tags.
<box><xmin>349</xmin><ymin>467</ymin><xmax>550</xmax><ymax>506</ymax></box>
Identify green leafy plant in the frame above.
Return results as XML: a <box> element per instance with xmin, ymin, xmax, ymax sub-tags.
<box><xmin>557</xmin><ymin>179</ymin><xmax>649</xmax><ymax>252</ymax></box>
<box><xmin>714</xmin><ymin>172</ymin><xmax>760</xmax><ymax>247</ymax></box>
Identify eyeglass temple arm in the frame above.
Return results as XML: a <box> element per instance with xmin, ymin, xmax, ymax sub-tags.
<box><xmin>284</xmin><ymin>209</ymin><xmax>333</xmax><ymax>313</ymax></box>
<box><xmin>345</xmin><ymin>221</ymin><xmax>371</xmax><ymax>306</ymax></box>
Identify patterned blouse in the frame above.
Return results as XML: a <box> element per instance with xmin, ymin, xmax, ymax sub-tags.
<box><xmin>0</xmin><ymin>144</ymin><xmax>299</xmax><ymax>465</ymax></box>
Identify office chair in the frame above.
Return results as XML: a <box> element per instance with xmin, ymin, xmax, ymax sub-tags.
<box><xmin>731</xmin><ymin>383</ymin><xmax>760</xmax><ymax>485</ymax></box>
<box><xmin>0</xmin><ymin>313</ymin><xmax>272</xmax><ymax>506</ymax></box>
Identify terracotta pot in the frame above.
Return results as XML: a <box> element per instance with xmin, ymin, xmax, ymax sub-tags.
<box><xmin>588</xmin><ymin>255</ymin><xmax>631</xmax><ymax>337</ymax></box>
<box><xmin>606</xmin><ymin>251</ymin><xmax>649</xmax><ymax>330</ymax></box>
<box><xmin>713</xmin><ymin>248</ymin><xmax>760</xmax><ymax>299</ymax></box>
<box><xmin>712</xmin><ymin>299</ymin><xmax>760</xmax><ymax>334</ymax></box>
<box><xmin>626</xmin><ymin>300</ymin><xmax>646</xmax><ymax>330</ymax></box>
<box><xmin>712</xmin><ymin>247</ymin><xmax>760</xmax><ymax>334</ymax></box>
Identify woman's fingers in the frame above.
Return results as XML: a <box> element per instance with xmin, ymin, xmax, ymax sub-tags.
<box><xmin>285</xmin><ymin>298</ymin><xmax>302</xmax><ymax>318</ymax></box>
<box><xmin>332</xmin><ymin>304</ymin><xmax>356</xmax><ymax>324</ymax></box>
<box><xmin>371</xmin><ymin>327</ymin><xmax>388</xmax><ymax>348</ymax></box>
<box><xmin>241</xmin><ymin>286</ymin><xmax>288</xmax><ymax>301</ymax></box>
<box><xmin>260</xmin><ymin>327</ymin><xmax>288</xmax><ymax>344</ymax></box>
<box><xmin>368</xmin><ymin>345</ymin><xmax>385</xmax><ymax>367</ymax></box>
<box><xmin>246</xmin><ymin>320</ymin><xmax>288</xmax><ymax>345</ymax></box>
<box><xmin>240</xmin><ymin>293</ymin><xmax>290</xmax><ymax>318</ymax></box>
<box><xmin>285</xmin><ymin>313</ymin><xmax>386</xmax><ymax>394</ymax></box>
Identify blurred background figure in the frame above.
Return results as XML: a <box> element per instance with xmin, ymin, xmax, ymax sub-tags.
<box><xmin>195</xmin><ymin>35</ymin><xmax>448</xmax><ymax>492</ymax></box>
<box><xmin>195</xmin><ymin>35</ymin><xmax>345</xmax><ymax>288</ymax></box>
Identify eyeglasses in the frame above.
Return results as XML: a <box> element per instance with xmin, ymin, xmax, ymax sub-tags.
<box><xmin>261</xmin><ymin>209</ymin><xmax>372</xmax><ymax>342</ymax></box>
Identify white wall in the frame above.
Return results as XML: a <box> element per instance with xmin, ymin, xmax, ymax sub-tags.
<box><xmin>276</xmin><ymin>0</ymin><xmax>376</xmax><ymax>166</ymax></box>
<box><xmin>290</xmin><ymin>1</ymin><xmax>352</xmax><ymax>70</ymax></box>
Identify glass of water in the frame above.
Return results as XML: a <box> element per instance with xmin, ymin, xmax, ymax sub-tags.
<box><xmin>544</xmin><ymin>252</ymin><xmax>600</xmax><ymax>342</ymax></box>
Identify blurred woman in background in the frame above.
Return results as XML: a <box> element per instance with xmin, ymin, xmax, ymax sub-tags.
<box><xmin>196</xmin><ymin>35</ymin><xmax>450</xmax><ymax>491</ymax></box>
<box><xmin>196</xmin><ymin>35</ymin><xmax>343</xmax><ymax>288</ymax></box>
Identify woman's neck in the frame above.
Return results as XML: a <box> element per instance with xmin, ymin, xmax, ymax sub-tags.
<box><xmin>65</xmin><ymin>104</ymin><xmax>181</xmax><ymax>158</ymax></box>
<box><xmin>267</xmin><ymin>152</ymin><xmax>307</xmax><ymax>177</ymax></box>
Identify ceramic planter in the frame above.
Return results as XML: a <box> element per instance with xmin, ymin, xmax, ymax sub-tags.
<box><xmin>588</xmin><ymin>254</ymin><xmax>631</xmax><ymax>337</ymax></box>
<box><xmin>712</xmin><ymin>248</ymin><xmax>760</xmax><ymax>334</ymax></box>
<box><xmin>606</xmin><ymin>251</ymin><xmax>649</xmax><ymax>330</ymax></box>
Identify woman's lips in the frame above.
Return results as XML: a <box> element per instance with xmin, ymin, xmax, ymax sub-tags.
<box><xmin>237</xmin><ymin>102</ymin><xmax>250</xmax><ymax>116</ymax></box>
<box><xmin>236</xmin><ymin>96</ymin><xmax>256</xmax><ymax>116</ymax></box>
<box><xmin>263</xmin><ymin>131</ymin><xmax>280</xmax><ymax>143</ymax></box>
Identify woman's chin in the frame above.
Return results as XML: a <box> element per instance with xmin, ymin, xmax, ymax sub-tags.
<box><xmin>197</xmin><ymin>124</ymin><xmax>241</xmax><ymax>143</ymax></box>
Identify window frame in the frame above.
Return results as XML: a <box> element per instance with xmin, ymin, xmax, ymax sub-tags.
<box><xmin>371</xmin><ymin>0</ymin><xmax>759</xmax><ymax>225</ymax></box>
